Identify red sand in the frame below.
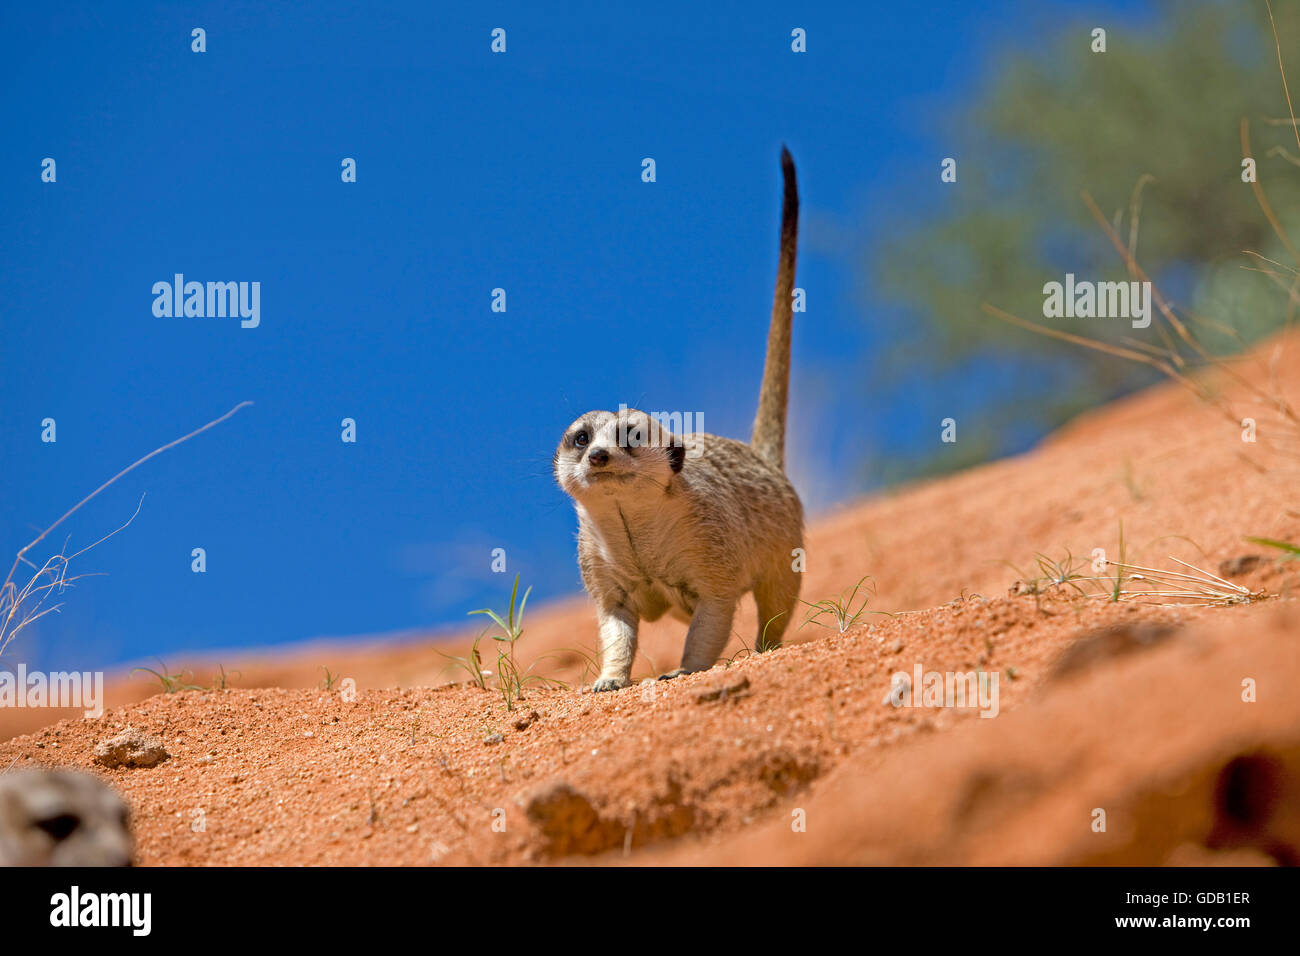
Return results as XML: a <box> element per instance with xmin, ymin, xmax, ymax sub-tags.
<box><xmin>3</xmin><ymin>332</ymin><xmax>1298</xmax><ymax>865</ymax></box>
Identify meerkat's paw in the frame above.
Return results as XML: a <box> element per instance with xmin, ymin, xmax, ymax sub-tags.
<box><xmin>592</xmin><ymin>676</ymin><xmax>630</xmax><ymax>693</ymax></box>
<box><xmin>657</xmin><ymin>668</ymin><xmax>691</xmax><ymax>682</ymax></box>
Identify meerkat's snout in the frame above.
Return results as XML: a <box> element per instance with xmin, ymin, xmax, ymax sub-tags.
<box><xmin>553</xmin><ymin>408</ymin><xmax>684</xmax><ymax>498</ymax></box>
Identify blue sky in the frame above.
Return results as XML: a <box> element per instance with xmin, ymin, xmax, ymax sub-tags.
<box><xmin>0</xmin><ymin>0</ymin><xmax>1155</xmax><ymax>671</ymax></box>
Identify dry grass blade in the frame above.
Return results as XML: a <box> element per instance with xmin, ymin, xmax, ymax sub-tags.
<box><xmin>0</xmin><ymin>402</ymin><xmax>252</xmax><ymax>659</ymax></box>
<box><xmin>1266</xmin><ymin>0</ymin><xmax>1300</xmax><ymax>156</ymax></box>
<box><xmin>1103</xmin><ymin>558</ymin><xmax>1256</xmax><ymax>607</ymax></box>
<box><xmin>1241</xmin><ymin>117</ymin><xmax>1300</xmax><ymax>266</ymax></box>
<box><xmin>1080</xmin><ymin>186</ymin><xmax>1300</xmax><ymax>428</ymax></box>
<box><xmin>979</xmin><ymin>302</ymin><xmax>1223</xmax><ymax>416</ymax></box>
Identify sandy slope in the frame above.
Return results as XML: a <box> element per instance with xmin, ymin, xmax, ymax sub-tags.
<box><xmin>1</xmin><ymin>332</ymin><xmax>1298</xmax><ymax>865</ymax></box>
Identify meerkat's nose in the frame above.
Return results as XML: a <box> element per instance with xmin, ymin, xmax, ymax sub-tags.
<box><xmin>587</xmin><ymin>447</ymin><xmax>610</xmax><ymax>467</ymax></box>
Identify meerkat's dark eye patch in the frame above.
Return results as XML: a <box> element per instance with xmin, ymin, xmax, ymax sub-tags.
<box><xmin>572</xmin><ymin>429</ymin><xmax>590</xmax><ymax>449</ymax></box>
<box><xmin>668</xmin><ymin>442</ymin><xmax>686</xmax><ymax>473</ymax></box>
<box><xmin>35</xmin><ymin>813</ymin><xmax>81</xmax><ymax>841</ymax></box>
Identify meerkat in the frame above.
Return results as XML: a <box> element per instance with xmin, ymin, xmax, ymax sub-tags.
<box><xmin>0</xmin><ymin>768</ymin><xmax>133</xmax><ymax>866</ymax></box>
<box><xmin>554</xmin><ymin>147</ymin><xmax>803</xmax><ymax>692</ymax></box>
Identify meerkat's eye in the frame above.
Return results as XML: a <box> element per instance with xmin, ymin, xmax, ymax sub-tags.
<box><xmin>35</xmin><ymin>813</ymin><xmax>80</xmax><ymax>841</ymax></box>
<box><xmin>573</xmin><ymin>430</ymin><xmax>590</xmax><ymax>448</ymax></box>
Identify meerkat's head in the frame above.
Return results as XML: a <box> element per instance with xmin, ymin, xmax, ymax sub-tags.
<box><xmin>0</xmin><ymin>769</ymin><xmax>134</xmax><ymax>867</ymax></box>
<box><xmin>553</xmin><ymin>407</ymin><xmax>685</xmax><ymax>501</ymax></box>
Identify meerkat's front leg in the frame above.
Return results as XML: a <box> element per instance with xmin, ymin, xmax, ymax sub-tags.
<box><xmin>660</xmin><ymin>596</ymin><xmax>736</xmax><ymax>681</ymax></box>
<box><xmin>592</xmin><ymin>604</ymin><xmax>638</xmax><ymax>692</ymax></box>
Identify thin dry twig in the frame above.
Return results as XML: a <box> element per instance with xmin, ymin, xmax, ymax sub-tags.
<box><xmin>1266</xmin><ymin>0</ymin><xmax>1300</xmax><ymax>156</ymax></box>
<box><xmin>0</xmin><ymin>402</ymin><xmax>252</xmax><ymax>657</ymax></box>
<box><xmin>1241</xmin><ymin>117</ymin><xmax>1300</xmax><ymax>265</ymax></box>
<box><xmin>1103</xmin><ymin>558</ymin><xmax>1256</xmax><ymax>607</ymax></box>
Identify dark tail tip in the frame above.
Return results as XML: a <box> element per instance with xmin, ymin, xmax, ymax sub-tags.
<box><xmin>779</xmin><ymin>146</ymin><xmax>798</xmax><ymax>228</ymax></box>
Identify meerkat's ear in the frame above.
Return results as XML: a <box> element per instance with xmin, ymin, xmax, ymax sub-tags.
<box><xmin>668</xmin><ymin>442</ymin><xmax>686</xmax><ymax>473</ymax></box>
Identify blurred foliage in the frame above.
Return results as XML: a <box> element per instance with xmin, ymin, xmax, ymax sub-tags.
<box><xmin>870</xmin><ymin>0</ymin><xmax>1300</xmax><ymax>483</ymax></box>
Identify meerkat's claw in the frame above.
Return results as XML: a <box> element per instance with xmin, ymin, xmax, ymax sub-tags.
<box><xmin>592</xmin><ymin>677</ymin><xmax>629</xmax><ymax>693</ymax></box>
<box><xmin>657</xmin><ymin>668</ymin><xmax>690</xmax><ymax>682</ymax></box>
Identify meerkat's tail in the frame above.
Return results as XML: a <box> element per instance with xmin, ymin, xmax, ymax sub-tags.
<box><xmin>751</xmin><ymin>146</ymin><xmax>799</xmax><ymax>472</ymax></box>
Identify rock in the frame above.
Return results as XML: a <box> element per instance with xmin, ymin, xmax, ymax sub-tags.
<box><xmin>513</xmin><ymin>710</ymin><xmax>540</xmax><ymax>732</ymax></box>
<box><xmin>483</xmin><ymin>732</ymin><xmax>504</xmax><ymax>746</ymax></box>
<box><xmin>93</xmin><ymin>728</ymin><xmax>169</xmax><ymax>769</ymax></box>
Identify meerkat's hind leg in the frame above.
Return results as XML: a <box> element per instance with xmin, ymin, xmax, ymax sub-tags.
<box><xmin>754</xmin><ymin>569</ymin><xmax>800</xmax><ymax>653</ymax></box>
<box><xmin>593</xmin><ymin>605</ymin><xmax>638</xmax><ymax>692</ymax></box>
<box><xmin>661</xmin><ymin>596</ymin><xmax>737</xmax><ymax>680</ymax></box>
